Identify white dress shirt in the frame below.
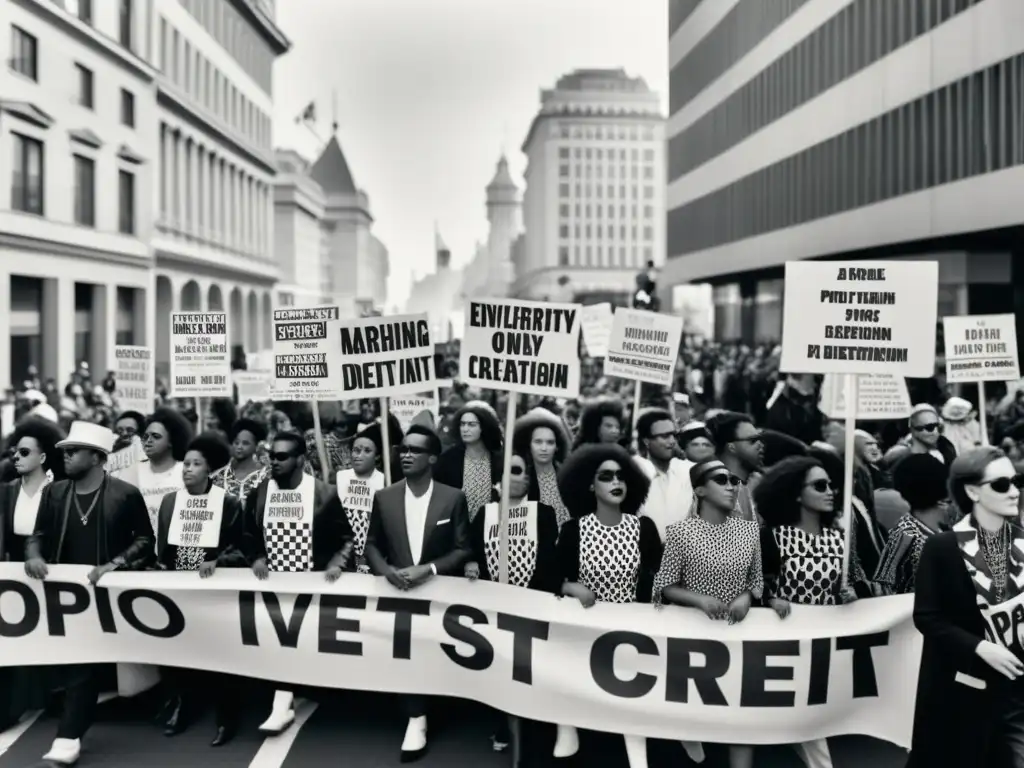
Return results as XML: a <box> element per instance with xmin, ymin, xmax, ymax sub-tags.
<box><xmin>404</xmin><ymin>480</ymin><xmax>434</xmax><ymax>565</ymax></box>
<box><xmin>635</xmin><ymin>455</ymin><xmax>694</xmax><ymax>542</ymax></box>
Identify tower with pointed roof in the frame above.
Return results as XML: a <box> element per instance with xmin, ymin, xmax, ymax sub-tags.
<box><xmin>461</xmin><ymin>155</ymin><xmax>524</xmax><ymax>299</ymax></box>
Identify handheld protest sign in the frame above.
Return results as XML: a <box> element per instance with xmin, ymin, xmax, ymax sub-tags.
<box><xmin>114</xmin><ymin>346</ymin><xmax>154</xmax><ymax>414</ymax></box>
<box><xmin>328</xmin><ymin>312</ymin><xmax>436</xmax><ymax>400</ymax></box>
<box><xmin>818</xmin><ymin>373</ymin><xmax>911</xmax><ymax>420</ymax></box>
<box><xmin>380</xmin><ymin>397</ymin><xmax>392</xmax><ymax>486</ymax></box>
<box><xmin>498</xmin><ymin>397</ymin><xmax>518</xmax><ymax>585</ymax></box>
<box><xmin>310</xmin><ymin>405</ymin><xmax>330</xmax><ymax>482</ymax></box>
<box><xmin>604</xmin><ymin>308</ymin><xmax>684</xmax><ymax>389</ymax></box>
<box><xmin>579</xmin><ymin>303</ymin><xmax>613</xmax><ymax>358</ymax></box>
<box><xmin>170</xmin><ymin>312</ymin><xmax>232</xmax><ymax>398</ymax></box>
<box><xmin>271</xmin><ymin>306</ymin><xmax>342</xmax><ymax>401</ymax></box>
<box><xmin>839</xmin><ymin>374</ymin><xmax>858</xmax><ymax>585</ymax></box>
<box><xmin>943</xmin><ymin>313</ymin><xmax>1020</xmax><ymax>446</ymax></box>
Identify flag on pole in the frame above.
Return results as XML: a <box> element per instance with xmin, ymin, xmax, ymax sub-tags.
<box><xmin>295</xmin><ymin>101</ymin><xmax>316</xmax><ymax>124</ymax></box>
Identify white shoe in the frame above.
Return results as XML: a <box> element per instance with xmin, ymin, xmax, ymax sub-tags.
<box><xmin>258</xmin><ymin>691</ymin><xmax>295</xmax><ymax>734</ymax></box>
<box><xmin>43</xmin><ymin>738</ymin><xmax>81</xmax><ymax>765</ymax></box>
<box><xmin>553</xmin><ymin>724</ymin><xmax>579</xmax><ymax>758</ymax></box>
<box><xmin>623</xmin><ymin>734</ymin><xmax>648</xmax><ymax>768</ymax></box>
<box><xmin>400</xmin><ymin>715</ymin><xmax>427</xmax><ymax>762</ymax></box>
<box><xmin>682</xmin><ymin>740</ymin><xmax>706</xmax><ymax>763</ymax></box>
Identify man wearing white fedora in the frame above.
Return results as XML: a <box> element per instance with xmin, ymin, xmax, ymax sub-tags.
<box><xmin>24</xmin><ymin>420</ymin><xmax>154</xmax><ymax>766</ymax></box>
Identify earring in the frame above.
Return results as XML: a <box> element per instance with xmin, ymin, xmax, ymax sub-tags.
<box><xmin>589</xmin><ymin>486</ymin><xmax>594</xmax><ymax>492</ymax></box>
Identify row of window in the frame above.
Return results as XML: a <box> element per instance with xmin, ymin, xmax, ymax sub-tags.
<box><xmin>10</xmin><ymin>26</ymin><xmax>137</xmax><ymax>128</ymax></box>
<box><xmin>559</xmin><ymin>203</ymin><xmax>657</xmax><ymax>219</ymax></box>
<box><xmin>558</xmin><ymin>223</ymin><xmax>655</xmax><ymax>241</ymax></box>
<box><xmin>557</xmin><ymin>244</ymin><xmax>654</xmax><ymax>268</ymax></box>
<box><xmin>669</xmin><ymin>0</ymin><xmax>702</xmax><ymax>35</ymax></box>
<box><xmin>669</xmin><ymin>0</ymin><xmax>808</xmax><ymax>116</ymax></box>
<box><xmin>559</xmin><ymin>147</ymin><xmax>657</xmax><ymax>162</ymax></box>
<box><xmin>668</xmin><ymin>0</ymin><xmax>984</xmax><ymax>182</ymax></box>
<box><xmin>57</xmin><ymin>0</ymin><xmax>134</xmax><ymax>49</ymax></box>
<box><xmin>179</xmin><ymin>0</ymin><xmax>274</xmax><ymax>94</ymax></box>
<box><xmin>559</xmin><ymin>164</ymin><xmax>656</xmax><ymax>181</ymax></box>
<box><xmin>558</xmin><ymin>183</ymin><xmax>656</xmax><ymax>201</ymax></box>
<box><xmin>666</xmin><ymin>54</ymin><xmax>1024</xmax><ymax>255</ymax></box>
<box><xmin>12</xmin><ymin>133</ymin><xmax>136</xmax><ymax>235</ymax></box>
<box><xmin>556</xmin><ymin>121</ymin><xmax>658</xmax><ymax>142</ymax></box>
<box><xmin>159</xmin><ymin>17</ymin><xmax>271</xmax><ymax>151</ymax></box>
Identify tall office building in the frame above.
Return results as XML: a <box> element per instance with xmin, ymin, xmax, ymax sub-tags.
<box><xmin>513</xmin><ymin>69</ymin><xmax>665</xmax><ymax>304</ymax></box>
<box><xmin>664</xmin><ymin>0</ymin><xmax>1024</xmax><ymax>345</ymax></box>
<box><xmin>151</xmin><ymin>0</ymin><xmax>289</xmax><ymax>372</ymax></box>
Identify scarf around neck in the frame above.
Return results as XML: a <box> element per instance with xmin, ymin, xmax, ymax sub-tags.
<box><xmin>953</xmin><ymin>514</ymin><xmax>1024</xmax><ymax>607</ymax></box>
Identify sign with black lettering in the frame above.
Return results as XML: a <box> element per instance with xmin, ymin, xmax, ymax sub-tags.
<box><xmin>460</xmin><ymin>298</ymin><xmax>582</xmax><ymax>398</ymax></box>
<box><xmin>168</xmin><ymin>486</ymin><xmax>226</xmax><ymax>548</ymax></box>
<box><xmin>169</xmin><ymin>311</ymin><xmax>231</xmax><ymax>397</ymax></box>
<box><xmin>327</xmin><ymin>312</ymin><xmax>435</xmax><ymax>400</ymax></box>
<box><xmin>604</xmin><ymin>308</ymin><xmax>684</xmax><ymax>387</ymax></box>
<box><xmin>271</xmin><ymin>305</ymin><xmax>342</xmax><ymax>400</ymax></box>
<box><xmin>113</xmin><ymin>345</ymin><xmax>154</xmax><ymax>413</ymax></box>
<box><xmin>943</xmin><ymin>313</ymin><xmax>1020</xmax><ymax>384</ymax></box>
<box><xmin>818</xmin><ymin>373</ymin><xmax>912</xmax><ymax>420</ymax></box>
<box><xmin>779</xmin><ymin>261</ymin><xmax>938</xmax><ymax>377</ymax></box>
<box><xmin>0</xmin><ymin>566</ymin><xmax>920</xmax><ymax>749</ymax></box>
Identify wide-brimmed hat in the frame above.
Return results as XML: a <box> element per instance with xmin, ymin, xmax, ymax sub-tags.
<box><xmin>56</xmin><ymin>421</ymin><xmax>116</xmax><ymax>455</ymax></box>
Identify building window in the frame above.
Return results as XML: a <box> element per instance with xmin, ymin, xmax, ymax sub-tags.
<box><xmin>119</xmin><ymin>0</ymin><xmax>134</xmax><ymax>49</ymax></box>
<box><xmin>644</xmin><ymin>205</ymin><xmax>654</xmax><ymax>218</ymax></box>
<box><xmin>559</xmin><ymin>203</ymin><xmax>569</xmax><ymax>217</ymax></box>
<box><xmin>559</xmin><ymin>164</ymin><xmax>569</xmax><ymax>177</ymax></box>
<box><xmin>559</xmin><ymin>224</ymin><xmax>569</xmax><ymax>238</ymax></box>
<box><xmin>643</xmin><ymin>148</ymin><xmax>655</xmax><ymax>162</ymax></box>
<box><xmin>71</xmin><ymin>0</ymin><xmax>93</xmax><ymax>23</ymax></box>
<box><xmin>120</xmin><ymin>89</ymin><xmax>135</xmax><ymax>127</ymax></box>
<box><xmin>76</xmin><ymin>64</ymin><xmax>94</xmax><ymax>109</ymax></box>
<box><xmin>119</xmin><ymin>170</ymin><xmax>136</xmax><ymax>234</ymax></box>
<box><xmin>643</xmin><ymin>226</ymin><xmax>654</xmax><ymax>241</ymax></box>
<box><xmin>73</xmin><ymin>155</ymin><xmax>96</xmax><ymax>226</ymax></box>
<box><xmin>558</xmin><ymin>183</ymin><xmax>569</xmax><ymax>197</ymax></box>
<box><xmin>12</xmin><ymin>133</ymin><xmax>44</xmax><ymax>215</ymax></box>
<box><xmin>10</xmin><ymin>26</ymin><xmax>38</xmax><ymax>81</ymax></box>
<box><xmin>558</xmin><ymin>246</ymin><xmax>569</xmax><ymax>266</ymax></box>
<box><xmin>559</xmin><ymin>148</ymin><xmax>569</xmax><ymax>159</ymax></box>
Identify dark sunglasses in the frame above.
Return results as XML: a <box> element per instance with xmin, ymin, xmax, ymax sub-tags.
<box><xmin>981</xmin><ymin>475</ymin><xmax>1024</xmax><ymax>494</ymax></box>
<box><xmin>707</xmin><ymin>473</ymin><xmax>741</xmax><ymax>487</ymax></box>
<box><xmin>269</xmin><ymin>451</ymin><xmax>297</xmax><ymax>462</ymax></box>
<box><xmin>913</xmin><ymin>422</ymin><xmax>941</xmax><ymax>433</ymax></box>
<box><xmin>805</xmin><ymin>479</ymin><xmax>834</xmax><ymax>493</ymax></box>
<box><xmin>141</xmin><ymin>431</ymin><xmax>164</xmax><ymax>442</ymax></box>
<box><xmin>399</xmin><ymin>445</ymin><xmax>430</xmax><ymax>455</ymax></box>
<box><xmin>595</xmin><ymin>469</ymin><xmax>625</xmax><ymax>483</ymax></box>
<box><xmin>13</xmin><ymin>447</ymin><xmax>33</xmax><ymax>458</ymax></box>
<box><xmin>509</xmin><ymin>465</ymin><xmax>527</xmax><ymax>476</ymax></box>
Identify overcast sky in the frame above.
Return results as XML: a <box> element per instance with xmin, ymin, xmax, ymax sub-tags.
<box><xmin>271</xmin><ymin>0</ymin><xmax>668</xmax><ymax>310</ymax></box>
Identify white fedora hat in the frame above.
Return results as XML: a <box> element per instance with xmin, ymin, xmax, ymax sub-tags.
<box><xmin>57</xmin><ymin>421</ymin><xmax>117</xmax><ymax>455</ymax></box>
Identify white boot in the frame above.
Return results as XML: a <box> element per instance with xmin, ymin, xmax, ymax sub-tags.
<box><xmin>553</xmin><ymin>724</ymin><xmax>579</xmax><ymax>758</ymax></box>
<box><xmin>400</xmin><ymin>715</ymin><xmax>427</xmax><ymax>762</ymax></box>
<box><xmin>43</xmin><ymin>738</ymin><xmax>81</xmax><ymax>765</ymax></box>
<box><xmin>623</xmin><ymin>734</ymin><xmax>648</xmax><ymax>768</ymax></box>
<box><xmin>796</xmin><ymin>738</ymin><xmax>834</xmax><ymax>768</ymax></box>
<box><xmin>258</xmin><ymin>690</ymin><xmax>295</xmax><ymax>734</ymax></box>
<box><xmin>682</xmin><ymin>740</ymin><xmax>706</xmax><ymax>763</ymax></box>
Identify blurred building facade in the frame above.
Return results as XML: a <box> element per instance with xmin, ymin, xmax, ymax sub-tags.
<box><xmin>406</xmin><ymin>230</ymin><xmax>463</xmax><ymax>343</ymax></box>
<box><xmin>664</xmin><ymin>0</ymin><xmax>1024</xmax><ymax>349</ymax></box>
<box><xmin>272</xmin><ymin>148</ymin><xmax>331</xmax><ymax>308</ymax></box>
<box><xmin>461</xmin><ymin>155</ymin><xmax>524</xmax><ymax>299</ymax></box>
<box><xmin>512</xmin><ymin>68</ymin><xmax>665</xmax><ymax>304</ymax></box>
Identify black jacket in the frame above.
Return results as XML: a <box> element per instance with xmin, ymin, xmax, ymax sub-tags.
<box><xmin>432</xmin><ymin>445</ymin><xmax>503</xmax><ymax>491</ymax></box>
<box><xmin>154</xmin><ymin>486</ymin><xmax>247</xmax><ymax>570</ymax></box>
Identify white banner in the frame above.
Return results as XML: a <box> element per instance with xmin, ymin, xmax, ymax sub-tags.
<box><xmin>818</xmin><ymin>373</ymin><xmax>912</xmax><ymax>420</ymax></box>
<box><xmin>113</xmin><ymin>345</ymin><xmax>154</xmax><ymax>413</ymax></box>
<box><xmin>271</xmin><ymin>306</ymin><xmax>342</xmax><ymax>400</ymax></box>
<box><xmin>0</xmin><ymin>566</ymin><xmax>918</xmax><ymax>747</ymax></box>
<box><xmin>943</xmin><ymin>313</ymin><xmax>1021</xmax><ymax>383</ymax></box>
<box><xmin>580</xmin><ymin>303</ymin><xmax>613</xmax><ymax>358</ymax></box>
<box><xmin>328</xmin><ymin>313</ymin><xmax>435</xmax><ymax>400</ymax></box>
<box><xmin>170</xmin><ymin>312</ymin><xmax>231</xmax><ymax>397</ymax></box>
<box><xmin>234</xmin><ymin>370</ymin><xmax>272</xmax><ymax>403</ymax></box>
<box><xmin>604</xmin><ymin>309</ymin><xmax>684</xmax><ymax>388</ymax></box>
<box><xmin>460</xmin><ymin>298</ymin><xmax>582</xmax><ymax>398</ymax></box>
<box><xmin>780</xmin><ymin>261</ymin><xmax>938</xmax><ymax>377</ymax></box>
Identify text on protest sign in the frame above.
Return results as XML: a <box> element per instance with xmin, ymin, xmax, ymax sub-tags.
<box><xmin>580</xmin><ymin>303</ymin><xmax>613</xmax><ymax>358</ymax></box>
<box><xmin>113</xmin><ymin>345</ymin><xmax>154</xmax><ymax>413</ymax></box>
<box><xmin>271</xmin><ymin>306</ymin><xmax>342</xmax><ymax>400</ymax></box>
<box><xmin>818</xmin><ymin>373</ymin><xmax>912</xmax><ymax>420</ymax></box>
<box><xmin>389</xmin><ymin>394</ymin><xmax>438</xmax><ymax>432</ymax></box>
<box><xmin>168</xmin><ymin>486</ymin><xmax>226</xmax><ymax>548</ymax></box>
<box><xmin>943</xmin><ymin>314</ymin><xmax>1021</xmax><ymax>384</ymax></box>
<box><xmin>169</xmin><ymin>312</ymin><xmax>232</xmax><ymax>397</ymax></box>
<box><xmin>460</xmin><ymin>299</ymin><xmax>581</xmax><ymax>398</ymax></box>
<box><xmin>328</xmin><ymin>313</ymin><xmax>435</xmax><ymax>400</ymax></box>
<box><xmin>604</xmin><ymin>309</ymin><xmax>684</xmax><ymax>388</ymax></box>
<box><xmin>234</xmin><ymin>371</ymin><xmax>271</xmax><ymax>403</ymax></box>
<box><xmin>0</xmin><ymin>566</ymin><xmax>918</xmax><ymax>748</ymax></box>
<box><xmin>780</xmin><ymin>262</ymin><xmax>938</xmax><ymax>377</ymax></box>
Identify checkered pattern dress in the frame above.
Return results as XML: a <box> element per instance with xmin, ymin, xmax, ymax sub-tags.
<box><xmin>263</xmin><ymin>475</ymin><xmax>315</xmax><ymax>572</ymax></box>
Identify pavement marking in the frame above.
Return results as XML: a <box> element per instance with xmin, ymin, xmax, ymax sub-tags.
<box><xmin>0</xmin><ymin>711</ymin><xmax>43</xmax><ymax>757</ymax></box>
<box><xmin>247</xmin><ymin>698</ymin><xmax>319</xmax><ymax>768</ymax></box>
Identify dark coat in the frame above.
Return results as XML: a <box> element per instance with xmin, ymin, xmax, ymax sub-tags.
<box><xmin>26</xmin><ymin>476</ymin><xmax>154</xmax><ymax>569</ymax></box>
<box><xmin>468</xmin><ymin>490</ymin><xmax>560</xmax><ymax>592</ymax></box>
<box><xmin>154</xmin><ymin>486</ymin><xmax>247</xmax><ymax>570</ymax></box>
<box><xmin>432</xmin><ymin>444</ymin><xmax>503</xmax><ymax>491</ymax></box>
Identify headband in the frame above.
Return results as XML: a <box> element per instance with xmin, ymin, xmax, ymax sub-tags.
<box><xmin>690</xmin><ymin>459</ymin><xmax>729</xmax><ymax>487</ymax></box>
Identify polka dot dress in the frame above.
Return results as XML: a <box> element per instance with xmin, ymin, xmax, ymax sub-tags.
<box><xmin>768</xmin><ymin>526</ymin><xmax>844</xmax><ymax>606</ymax></box>
<box><xmin>652</xmin><ymin>515</ymin><xmax>763</xmax><ymax>606</ymax></box>
<box><xmin>578</xmin><ymin>514</ymin><xmax>643</xmax><ymax>604</ymax></box>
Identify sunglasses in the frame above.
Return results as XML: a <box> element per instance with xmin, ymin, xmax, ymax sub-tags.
<box><xmin>509</xmin><ymin>465</ymin><xmax>527</xmax><ymax>476</ymax></box>
<box><xmin>269</xmin><ymin>451</ymin><xmax>297</xmax><ymax>462</ymax></box>
<box><xmin>595</xmin><ymin>469</ymin><xmax>625</xmax><ymax>483</ymax></box>
<box><xmin>13</xmin><ymin>447</ymin><xmax>33</xmax><ymax>458</ymax></box>
<box><xmin>141</xmin><ymin>432</ymin><xmax>164</xmax><ymax>442</ymax></box>
<box><xmin>981</xmin><ymin>475</ymin><xmax>1024</xmax><ymax>494</ymax></box>
<box><xmin>913</xmin><ymin>422</ymin><xmax>941</xmax><ymax>433</ymax></box>
<box><xmin>707</xmin><ymin>473</ymin><xmax>741</xmax><ymax>487</ymax></box>
<box><xmin>805</xmin><ymin>479</ymin><xmax>834</xmax><ymax>493</ymax></box>
<box><xmin>399</xmin><ymin>445</ymin><xmax>430</xmax><ymax>455</ymax></box>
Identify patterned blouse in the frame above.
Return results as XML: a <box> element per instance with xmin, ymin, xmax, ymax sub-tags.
<box><xmin>557</xmin><ymin>513</ymin><xmax>663</xmax><ymax>604</ymax></box>
<box><xmin>873</xmin><ymin>514</ymin><xmax>941</xmax><ymax>595</ymax></box>
<box><xmin>303</xmin><ymin>430</ymin><xmax>352</xmax><ymax>481</ymax></box>
<box><xmin>174</xmin><ymin>545</ymin><xmax>205</xmax><ymax>572</ymax></box>
<box><xmin>463</xmin><ymin>453</ymin><xmax>493</xmax><ymax>523</ymax></box>
<box><xmin>653</xmin><ymin>515</ymin><xmax>763</xmax><ymax>607</ymax></box>
<box><xmin>536</xmin><ymin>464</ymin><xmax>570</xmax><ymax>528</ymax></box>
<box><xmin>761</xmin><ymin>524</ymin><xmax>868</xmax><ymax>606</ymax></box>
<box><xmin>210</xmin><ymin>462</ymin><xmax>268</xmax><ymax>507</ymax></box>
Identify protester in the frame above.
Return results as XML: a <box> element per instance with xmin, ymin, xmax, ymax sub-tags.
<box><xmin>677</xmin><ymin>421</ymin><xmax>714</xmax><ymax>463</ymax></box>
<box><xmin>571</xmin><ymin>398</ymin><xmax>628</xmax><ymax>450</ymax></box>
<box><xmin>154</xmin><ymin>434</ymin><xmax>246</xmax><ymax>746</ymax></box>
<box><xmin>138</xmin><ymin>408</ymin><xmax>193</xmax><ymax>535</ymax></box>
<box><xmin>24</xmin><ymin>421</ymin><xmax>153</xmax><ymax>766</ymax></box>
<box><xmin>909</xmin><ymin>447</ymin><xmax>1024</xmax><ymax>767</ymax></box>
<box><xmin>705</xmin><ymin>411</ymin><xmax>763</xmax><ymax>523</ymax></box>
<box><xmin>365</xmin><ymin>424</ymin><xmax>471</xmax><ymax>762</ymax></box>
<box><xmin>764</xmin><ymin>373</ymin><xmax>824</xmax><ymax>446</ymax></box>
<box><xmin>553</xmin><ymin>443</ymin><xmax>660</xmax><ymax>766</ymax></box>
<box><xmin>210</xmin><ymin>417</ymin><xmax>269</xmax><ymax>505</ymax></box>
<box><xmin>634</xmin><ymin>408</ymin><xmax>694</xmax><ymax>539</ymax></box>
<box><xmin>941</xmin><ymin>396</ymin><xmax>983</xmax><ymax>456</ymax></box>
<box><xmin>432</xmin><ymin>401</ymin><xmax>503</xmax><ymax>522</ymax></box>
<box><xmin>512</xmin><ymin>407</ymin><xmax>572</xmax><ymax>528</ymax></box>
<box><xmin>905</xmin><ymin>404</ymin><xmax>957</xmax><ymax>465</ymax></box>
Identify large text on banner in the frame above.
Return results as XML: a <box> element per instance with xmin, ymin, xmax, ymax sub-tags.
<box><xmin>169</xmin><ymin>312</ymin><xmax>232</xmax><ymax>398</ymax></box>
<box><xmin>779</xmin><ymin>262</ymin><xmax>938</xmax><ymax>377</ymax></box>
<box><xmin>328</xmin><ymin>313</ymin><xmax>435</xmax><ymax>400</ymax></box>
<box><xmin>604</xmin><ymin>309</ymin><xmax>684</xmax><ymax>388</ymax></box>
<box><xmin>271</xmin><ymin>306</ymin><xmax>342</xmax><ymax>400</ymax></box>
<box><xmin>943</xmin><ymin>314</ymin><xmax>1021</xmax><ymax>384</ymax></box>
<box><xmin>0</xmin><ymin>566</ymin><xmax>918</xmax><ymax>747</ymax></box>
<box><xmin>113</xmin><ymin>345</ymin><xmax>154</xmax><ymax>413</ymax></box>
<box><xmin>460</xmin><ymin>299</ymin><xmax>582</xmax><ymax>398</ymax></box>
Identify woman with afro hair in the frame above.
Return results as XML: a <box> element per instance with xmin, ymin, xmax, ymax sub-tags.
<box><xmin>210</xmin><ymin>417</ymin><xmax>268</xmax><ymax>506</ymax></box>
<box><xmin>137</xmin><ymin>408</ymin><xmax>194</xmax><ymax>536</ymax></box>
<box><xmin>433</xmin><ymin>401</ymin><xmax>503</xmax><ymax>522</ymax></box>
<box><xmin>571</xmin><ymin>398</ymin><xmax>628</xmax><ymax>451</ymax></box>
<box><xmin>2</xmin><ymin>416</ymin><xmax>66</xmax><ymax>562</ymax></box>
<box><xmin>512</xmin><ymin>407</ymin><xmax>572</xmax><ymax>527</ymax></box>
<box><xmin>553</xmin><ymin>444</ymin><xmax>661</xmax><ymax>767</ymax></box>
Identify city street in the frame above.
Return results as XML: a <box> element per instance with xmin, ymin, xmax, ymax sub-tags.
<box><xmin>0</xmin><ymin>688</ymin><xmax>908</xmax><ymax>768</ymax></box>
